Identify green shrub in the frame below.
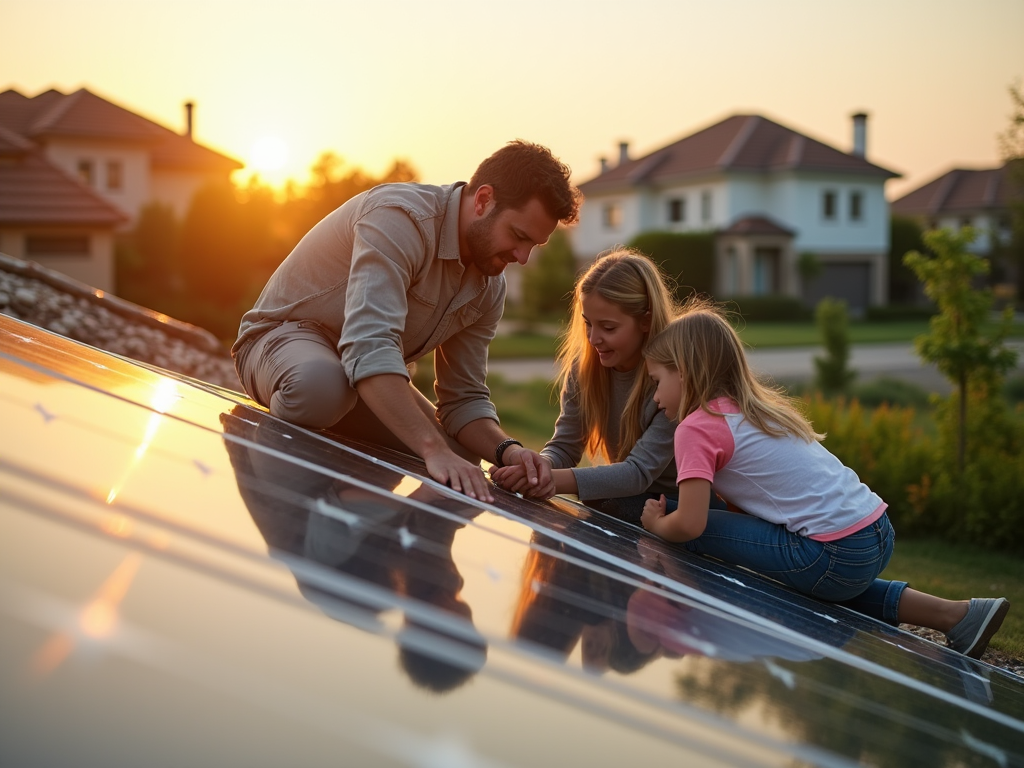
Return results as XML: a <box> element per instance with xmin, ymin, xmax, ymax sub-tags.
<box><xmin>628</xmin><ymin>231</ymin><xmax>715</xmax><ymax>297</ymax></box>
<box><xmin>814</xmin><ymin>298</ymin><xmax>855</xmax><ymax>396</ymax></box>
<box><xmin>803</xmin><ymin>396</ymin><xmax>936</xmax><ymax>537</ymax></box>
<box><xmin>851</xmin><ymin>377</ymin><xmax>931</xmax><ymax>409</ymax></box>
<box><xmin>802</xmin><ymin>388</ymin><xmax>1024</xmax><ymax>552</ymax></box>
<box><xmin>1005</xmin><ymin>372</ymin><xmax>1024</xmax><ymax>404</ymax></box>
<box><xmin>724</xmin><ymin>295</ymin><xmax>813</xmax><ymax>322</ymax></box>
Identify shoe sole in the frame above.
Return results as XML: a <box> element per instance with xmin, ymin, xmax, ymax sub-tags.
<box><xmin>962</xmin><ymin>599</ymin><xmax>1011</xmax><ymax>660</ymax></box>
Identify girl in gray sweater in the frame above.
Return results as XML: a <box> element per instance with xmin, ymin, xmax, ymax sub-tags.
<box><xmin>491</xmin><ymin>250</ymin><xmax>684</xmax><ymax>522</ymax></box>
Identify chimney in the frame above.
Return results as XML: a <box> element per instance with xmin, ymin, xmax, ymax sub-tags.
<box><xmin>184</xmin><ymin>101</ymin><xmax>194</xmax><ymax>138</ymax></box>
<box><xmin>599</xmin><ymin>157</ymin><xmax>609</xmax><ymax>174</ymax></box>
<box><xmin>851</xmin><ymin>112</ymin><xmax>868</xmax><ymax>158</ymax></box>
<box><xmin>618</xmin><ymin>141</ymin><xmax>630</xmax><ymax>166</ymax></box>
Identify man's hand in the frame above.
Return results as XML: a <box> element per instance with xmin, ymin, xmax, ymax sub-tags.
<box><xmin>641</xmin><ymin>494</ymin><xmax>668</xmax><ymax>534</ymax></box>
<box><xmin>491</xmin><ymin>455</ymin><xmax>556</xmax><ymax>499</ymax></box>
<box><xmin>423</xmin><ymin>446</ymin><xmax>494</xmax><ymax>502</ymax></box>
<box><xmin>500</xmin><ymin>447</ymin><xmax>556</xmax><ymax>499</ymax></box>
<box><xmin>355</xmin><ymin>374</ymin><xmax>495</xmax><ymax>502</ymax></box>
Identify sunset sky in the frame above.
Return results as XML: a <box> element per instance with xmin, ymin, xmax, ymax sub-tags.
<box><xmin>2</xmin><ymin>0</ymin><xmax>1021</xmax><ymax>198</ymax></box>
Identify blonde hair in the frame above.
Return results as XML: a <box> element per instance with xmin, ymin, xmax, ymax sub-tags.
<box><xmin>556</xmin><ymin>249</ymin><xmax>678</xmax><ymax>462</ymax></box>
<box><xmin>645</xmin><ymin>301</ymin><xmax>824</xmax><ymax>442</ymax></box>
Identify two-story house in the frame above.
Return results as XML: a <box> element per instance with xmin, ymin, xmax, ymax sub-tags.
<box><xmin>573</xmin><ymin>113</ymin><xmax>900</xmax><ymax>314</ymax></box>
<box><xmin>0</xmin><ymin>87</ymin><xmax>242</xmax><ymax>292</ymax></box>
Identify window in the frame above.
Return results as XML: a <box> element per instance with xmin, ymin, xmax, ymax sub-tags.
<box><xmin>602</xmin><ymin>202</ymin><xmax>622</xmax><ymax>230</ymax></box>
<box><xmin>106</xmin><ymin>160</ymin><xmax>123</xmax><ymax>191</ymax></box>
<box><xmin>77</xmin><ymin>159</ymin><xmax>94</xmax><ymax>186</ymax></box>
<box><xmin>822</xmin><ymin>190</ymin><xmax>837</xmax><ymax>221</ymax></box>
<box><xmin>26</xmin><ymin>235</ymin><xmax>90</xmax><ymax>256</ymax></box>
<box><xmin>850</xmin><ymin>191</ymin><xmax>863</xmax><ymax>221</ymax></box>
<box><xmin>701</xmin><ymin>191</ymin><xmax>712</xmax><ymax>224</ymax></box>
<box><xmin>668</xmin><ymin>198</ymin><xmax>685</xmax><ymax>223</ymax></box>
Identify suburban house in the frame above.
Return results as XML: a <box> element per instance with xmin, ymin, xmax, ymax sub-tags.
<box><xmin>0</xmin><ymin>87</ymin><xmax>241</xmax><ymax>292</ymax></box>
<box><xmin>572</xmin><ymin>113</ymin><xmax>901</xmax><ymax>314</ymax></box>
<box><xmin>891</xmin><ymin>162</ymin><xmax>1019</xmax><ymax>258</ymax></box>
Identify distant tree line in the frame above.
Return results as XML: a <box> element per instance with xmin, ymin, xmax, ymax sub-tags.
<box><xmin>116</xmin><ymin>153</ymin><xmax>417</xmax><ymax>342</ymax></box>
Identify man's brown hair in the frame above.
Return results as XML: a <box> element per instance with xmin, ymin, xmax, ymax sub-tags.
<box><xmin>468</xmin><ymin>140</ymin><xmax>582</xmax><ymax>225</ymax></box>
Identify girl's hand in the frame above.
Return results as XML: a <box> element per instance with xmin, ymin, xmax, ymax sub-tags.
<box><xmin>491</xmin><ymin>464</ymin><xmax>528</xmax><ymax>492</ymax></box>
<box><xmin>491</xmin><ymin>461</ymin><xmax>556</xmax><ymax>500</ymax></box>
<box><xmin>641</xmin><ymin>494</ymin><xmax>668</xmax><ymax>532</ymax></box>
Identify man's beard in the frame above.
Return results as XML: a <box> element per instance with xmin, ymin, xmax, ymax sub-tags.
<box><xmin>465</xmin><ymin>212</ymin><xmax>515</xmax><ymax>277</ymax></box>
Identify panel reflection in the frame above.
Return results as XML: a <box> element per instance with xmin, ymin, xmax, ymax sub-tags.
<box><xmin>222</xmin><ymin>407</ymin><xmax>488</xmax><ymax>693</ymax></box>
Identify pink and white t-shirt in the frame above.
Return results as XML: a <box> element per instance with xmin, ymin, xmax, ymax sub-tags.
<box><xmin>674</xmin><ymin>397</ymin><xmax>886</xmax><ymax>541</ymax></box>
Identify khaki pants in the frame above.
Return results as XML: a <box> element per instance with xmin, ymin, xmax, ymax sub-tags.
<box><xmin>237</xmin><ymin>320</ymin><xmax>440</xmax><ymax>455</ymax></box>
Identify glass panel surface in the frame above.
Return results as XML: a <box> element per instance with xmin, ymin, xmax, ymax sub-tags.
<box><xmin>2</xmin><ymin>315</ymin><xmax>1022</xmax><ymax>767</ymax></box>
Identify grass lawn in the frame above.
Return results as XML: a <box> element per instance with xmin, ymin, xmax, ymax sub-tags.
<box><xmin>489</xmin><ymin>319</ymin><xmax>1024</xmax><ymax>358</ymax></box>
<box><xmin>880</xmin><ymin>539</ymin><xmax>1024</xmax><ymax>659</ymax></box>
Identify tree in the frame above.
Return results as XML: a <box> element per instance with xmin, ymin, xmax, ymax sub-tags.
<box><xmin>813</xmin><ymin>297</ymin><xmax>855</xmax><ymax>396</ymax></box>
<box><xmin>116</xmin><ymin>202</ymin><xmax>181</xmax><ymax>303</ymax></box>
<box><xmin>520</xmin><ymin>228</ymin><xmax>577</xmax><ymax>319</ymax></box>
<box><xmin>903</xmin><ymin>227</ymin><xmax>1019</xmax><ymax>471</ymax></box>
<box><xmin>998</xmin><ymin>81</ymin><xmax>1024</xmax><ymax>297</ymax></box>
<box><xmin>888</xmin><ymin>216</ymin><xmax>925</xmax><ymax>304</ymax></box>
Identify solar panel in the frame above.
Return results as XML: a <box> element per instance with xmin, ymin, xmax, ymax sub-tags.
<box><xmin>2</xmin><ymin>313</ymin><xmax>1021</xmax><ymax>767</ymax></box>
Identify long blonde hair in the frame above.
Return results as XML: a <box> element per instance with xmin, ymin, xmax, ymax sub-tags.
<box><xmin>645</xmin><ymin>302</ymin><xmax>824</xmax><ymax>442</ymax></box>
<box><xmin>556</xmin><ymin>249</ymin><xmax>678</xmax><ymax>462</ymax></box>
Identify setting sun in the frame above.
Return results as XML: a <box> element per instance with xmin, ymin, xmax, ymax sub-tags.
<box><xmin>250</xmin><ymin>134</ymin><xmax>289</xmax><ymax>173</ymax></box>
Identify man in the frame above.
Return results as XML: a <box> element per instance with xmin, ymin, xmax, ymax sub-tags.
<box><xmin>232</xmin><ymin>140</ymin><xmax>581</xmax><ymax>502</ymax></box>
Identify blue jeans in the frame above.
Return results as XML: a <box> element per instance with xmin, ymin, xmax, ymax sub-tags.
<box><xmin>681</xmin><ymin>511</ymin><xmax>908</xmax><ymax>625</ymax></box>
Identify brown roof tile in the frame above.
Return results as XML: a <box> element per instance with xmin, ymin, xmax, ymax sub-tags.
<box><xmin>580</xmin><ymin>114</ymin><xmax>899</xmax><ymax>194</ymax></box>
<box><xmin>0</xmin><ymin>87</ymin><xmax>242</xmax><ymax>172</ymax></box>
<box><xmin>891</xmin><ymin>164</ymin><xmax>1021</xmax><ymax>215</ymax></box>
<box><xmin>0</xmin><ymin>151</ymin><xmax>127</xmax><ymax>226</ymax></box>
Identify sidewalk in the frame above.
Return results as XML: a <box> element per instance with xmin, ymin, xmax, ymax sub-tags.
<box><xmin>488</xmin><ymin>341</ymin><xmax>1024</xmax><ymax>393</ymax></box>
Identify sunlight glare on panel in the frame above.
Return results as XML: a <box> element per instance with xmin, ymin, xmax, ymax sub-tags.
<box><xmin>105</xmin><ymin>379</ymin><xmax>181</xmax><ymax>504</ymax></box>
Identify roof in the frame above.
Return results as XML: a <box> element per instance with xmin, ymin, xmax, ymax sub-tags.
<box><xmin>891</xmin><ymin>162</ymin><xmax>1022</xmax><ymax>216</ymax></box>
<box><xmin>0</xmin><ymin>150</ymin><xmax>126</xmax><ymax>226</ymax></box>
<box><xmin>580</xmin><ymin>114</ymin><xmax>900</xmax><ymax>194</ymax></box>
<box><xmin>720</xmin><ymin>215</ymin><xmax>795</xmax><ymax>237</ymax></box>
<box><xmin>2</xmin><ymin>312</ymin><xmax>1023</xmax><ymax>766</ymax></box>
<box><xmin>0</xmin><ymin>87</ymin><xmax>241</xmax><ymax>172</ymax></box>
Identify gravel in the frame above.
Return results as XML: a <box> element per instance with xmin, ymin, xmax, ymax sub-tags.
<box><xmin>0</xmin><ymin>261</ymin><xmax>240</xmax><ymax>391</ymax></box>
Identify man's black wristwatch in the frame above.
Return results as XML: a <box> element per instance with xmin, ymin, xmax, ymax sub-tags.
<box><xmin>494</xmin><ymin>438</ymin><xmax>523</xmax><ymax>468</ymax></box>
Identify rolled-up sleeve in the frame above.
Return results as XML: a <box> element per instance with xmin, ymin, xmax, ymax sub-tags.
<box><xmin>339</xmin><ymin>207</ymin><xmax>424</xmax><ymax>384</ymax></box>
<box><xmin>434</xmin><ymin>291</ymin><xmax>503</xmax><ymax>436</ymax></box>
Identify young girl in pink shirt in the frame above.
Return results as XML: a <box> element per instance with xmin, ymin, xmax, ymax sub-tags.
<box><xmin>641</xmin><ymin>303</ymin><xmax>1009</xmax><ymax>659</ymax></box>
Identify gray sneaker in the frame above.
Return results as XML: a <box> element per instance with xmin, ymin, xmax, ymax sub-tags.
<box><xmin>946</xmin><ymin>598</ymin><xmax>1010</xmax><ymax>659</ymax></box>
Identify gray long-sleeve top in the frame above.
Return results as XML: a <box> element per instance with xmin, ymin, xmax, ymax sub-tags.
<box><xmin>540</xmin><ymin>368</ymin><xmax>678</xmax><ymax>501</ymax></box>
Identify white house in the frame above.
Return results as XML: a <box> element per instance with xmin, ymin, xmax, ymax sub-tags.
<box><xmin>0</xmin><ymin>87</ymin><xmax>242</xmax><ymax>292</ymax></box>
<box><xmin>573</xmin><ymin>113</ymin><xmax>901</xmax><ymax>313</ymax></box>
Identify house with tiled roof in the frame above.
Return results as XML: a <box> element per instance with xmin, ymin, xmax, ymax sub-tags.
<box><xmin>573</xmin><ymin>113</ymin><xmax>901</xmax><ymax>313</ymax></box>
<box><xmin>891</xmin><ymin>162</ymin><xmax>1020</xmax><ymax>257</ymax></box>
<box><xmin>0</xmin><ymin>87</ymin><xmax>242</xmax><ymax>291</ymax></box>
